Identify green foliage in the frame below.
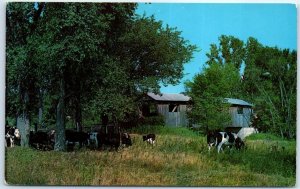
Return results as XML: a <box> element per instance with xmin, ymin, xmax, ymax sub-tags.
<box><xmin>185</xmin><ymin>62</ymin><xmax>240</xmax><ymax>131</ymax></box>
<box><xmin>206</xmin><ymin>35</ymin><xmax>245</xmax><ymax>69</ymax></box>
<box><xmin>187</xmin><ymin>35</ymin><xmax>296</xmax><ymax>138</ymax></box>
<box><xmin>139</xmin><ymin>115</ymin><xmax>165</xmax><ymax>126</ymax></box>
<box><xmin>242</xmin><ymin>37</ymin><xmax>297</xmax><ymax>138</ymax></box>
<box><xmin>120</xmin><ymin>15</ymin><xmax>197</xmax><ymax>87</ymax></box>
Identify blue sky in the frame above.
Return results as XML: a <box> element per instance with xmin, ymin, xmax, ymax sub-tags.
<box><xmin>136</xmin><ymin>3</ymin><xmax>297</xmax><ymax>94</ymax></box>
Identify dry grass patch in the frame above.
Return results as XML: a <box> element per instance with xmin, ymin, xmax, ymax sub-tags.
<box><xmin>5</xmin><ymin>128</ymin><xmax>296</xmax><ymax>186</ymax></box>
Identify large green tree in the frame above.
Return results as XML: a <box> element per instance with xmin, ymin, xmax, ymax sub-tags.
<box><xmin>6</xmin><ymin>2</ymin><xmax>197</xmax><ymax>151</ymax></box>
<box><xmin>85</xmin><ymin>15</ymin><xmax>197</xmax><ymax>123</ymax></box>
<box><xmin>242</xmin><ymin>37</ymin><xmax>296</xmax><ymax>138</ymax></box>
<box><xmin>185</xmin><ymin>62</ymin><xmax>241</xmax><ymax>131</ymax></box>
<box><xmin>6</xmin><ymin>2</ymin><xmax>45</xmax><ymax>146</ymax></box>
<box><xmin>28</xmin><ymin>3</ymin><xmax>137</xmax><ymax>150</ymax></box>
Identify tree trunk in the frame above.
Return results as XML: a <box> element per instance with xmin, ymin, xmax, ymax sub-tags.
<box><xmin>16</xmin><ymin>112</ymin><xmax>29</xmax><ymax>147</ymax></box>
<box><xmin>101</xmin><ymin>114</ymin><xmax>109</xmax><ymax>134</ymax></box>
<box><xmin>54</xmin><ymin>77</ymin><xmax>66</xmax><ymax>151</ymax></box>
<box><xmin>75</xmin><ymin>95</ymin><xmax>82</xmax><ymax>132</ymax></box>
<box><xmin>16</xmin><ymin>89</ymin><xmax>30</xmax><ymax>147</ymax></box>
<box><xmin>38</xmin><ymin>89</ymin><xmax>44</xmax><ymax>128</ymax></box>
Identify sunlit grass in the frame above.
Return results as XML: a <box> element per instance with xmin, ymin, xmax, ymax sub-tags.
<box><xmin>5</xmin><ymin>127</ymin><xmax>296</xmax><ymax>186</ymax></box>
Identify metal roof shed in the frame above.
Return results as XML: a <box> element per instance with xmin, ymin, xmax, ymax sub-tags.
<box><xmin>224</xmin><ymin>98</ymin><xmax>254</xmax><ymax>128</ymax></box>
<box><xmin>145</xmin><ymin>93</ymin><xmax>191</xmax><ymax>127</ymax></box>
<box><xmin>224</xmin><ymin>98</ymin><xmax>254</xmax><ymax>107</ymax></box>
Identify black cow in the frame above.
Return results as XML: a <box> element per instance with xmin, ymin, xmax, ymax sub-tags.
<box><xmin>121</xmin><ymin>132</ymin><xmax>132</xmax><ymax>147</ymax></box>
<box><xmin>65</xmin><ymin>130</ymin><xmax>89</xmax><ymax>149</ymax></box>
<box><xmin>143</xmin><ymin>134</ymin><xmax>156</xmax><ymax>145</ymax></box>
<box><xmin>97</xmin><ymin>125</ymin><xmax>121</xmax><ymax>151</ymax></box>
<box><xmin>29</xmin><ymin>130</ymin><xmax>54</xmax><ymax>151</ymax></box>
<box><xmin>48</xmin><ymin>129</ymin><xmax>56</xmax><ymax>147</ymax></box>
<box><xmin>207</xmin><ymin>131</ymin><xmax>244</xmax><ymax>153</ymax></box>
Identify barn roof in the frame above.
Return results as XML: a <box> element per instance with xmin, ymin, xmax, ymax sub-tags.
<box><xmin>147</xmin><ymin>92</ymin><xmax>191</xmax><ymax>102</ymax></box>
<box><xmin>147</xmin><ymin>93</ymin><xmax>252</xmax><ymax>106</ymax></box>
<box><xmin>224</xmin><ymin>98</ymin><xmax>253</xmax><ymax>107</ymax></box>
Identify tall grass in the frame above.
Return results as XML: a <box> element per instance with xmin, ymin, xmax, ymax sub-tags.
<box><xmin>5</xmin><ymin>127</ymin><xmax>296</xmax><ymax>186</ymax></box>
<box><xmin>129</xmin><ymin>125</ymin><xmax>199</xmax><ymax>137</ymax></box>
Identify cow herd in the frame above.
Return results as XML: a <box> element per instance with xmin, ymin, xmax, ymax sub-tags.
<box><xmin>5</xmin><ymin>125</ymin><xmax>245</xmax><ymax>153</ymax></box>
<box><xmin>4</xmin><ymin>124</ymin><xmax>150</xmax><ymax>151</ymax></box>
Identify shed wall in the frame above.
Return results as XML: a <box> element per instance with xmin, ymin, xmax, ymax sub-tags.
<box><xmin>157</xmin><ymin>104</ymin><xmax>188</xmax><ymax>127</ymax></box>
<box><xmin>229</xmin><ymin>106</ymin><xmax>252</xmax><ymax>127</ymax></box>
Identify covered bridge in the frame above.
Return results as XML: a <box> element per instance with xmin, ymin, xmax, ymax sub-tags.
<box><xmin>224</xmin><ymin>98</ymin><xmax>254</xmax><ymax>128</ymax></box>
<box><xmin>142</xmin><ymin>93</ymin><xmax>254</xmax><ymax>129</ymax></box>
<box><xmin>143</xmin><ymin>93</ymin><xmax>191</xmax><ymax>127</ymax></box>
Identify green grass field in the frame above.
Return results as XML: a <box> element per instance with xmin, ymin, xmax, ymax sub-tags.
<box><xmin>5</xmin><ymin>126</ymin><xmax>296</xmax><ymax>186</ymax></box>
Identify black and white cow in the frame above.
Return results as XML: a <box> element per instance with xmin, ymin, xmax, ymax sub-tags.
<box><xmin>88</xmin><ymin>132</ymin><xmax>98</xmax><ymax>149</ymax></box>
<box><xmin>5</xmin><ymin>126</ymin><xmax>21</xmax><ymax>147</ymax></box>
<box><xmin>143</xmin><ymin>134</ymin><xmax>156</xmax><ymax>145</ymax></box>
<box><xmin>207</xmin><ymin>131</ymin><xmax>244</xmax><ymax>153</ymax></box>
<box><xmin>121</xmin><ymin>132</ymin><xmax>132</xmax><ymax>147</ymax></box>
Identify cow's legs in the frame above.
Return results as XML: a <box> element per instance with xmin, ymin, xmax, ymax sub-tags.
<box><xmin>217</xmin><ymin>142</ymin><xmax>224</xmax><ymax>153</ymax></box>
<box><xmin>10</xmin><ymin>138</ymin><xmax>14</xmax><ymax>147</ymax></box>
<box><xmin>95</xmin><ymin>138</ymin><xmax>98</xmax><ymax>149</ymax></box>
<box><xmin>208</xmin><ymin>144</ymin><xmax>212</xmax><ymax>152</ymax></box>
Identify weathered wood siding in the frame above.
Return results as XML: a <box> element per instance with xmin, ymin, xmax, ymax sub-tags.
<box><xmin>157</xmin><ymin>104</ymin><xmax>188</xmax><ymax>127</ymax></box>
<box><xmin>229</xmin><ymin>106</ymin><xmax>252</xmax><ymax>127</ymax></box>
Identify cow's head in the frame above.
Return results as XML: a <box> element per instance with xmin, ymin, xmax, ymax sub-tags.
<box><xmin>14</xmin><ymin>128</ymin><xmax>20</xmax><ymax>139</ymax></box>
<box><xmin>122</xmin><ymin>133</ymin><xmax>132</xmax><ymax>146</ymax></box>
<box><xmin>142</xmin><ymin>135</ymin><xmax>147</xmax><ymax>141</ymax></box>
<box><xmin>207</xmin><ymin>131</ymin><xmax>217</xmax><ymax>151</ymax></box>
<box><xmin>235</xmin><ymin>137</ymin><xmax>245</xmax><ymax>150</ymax></box>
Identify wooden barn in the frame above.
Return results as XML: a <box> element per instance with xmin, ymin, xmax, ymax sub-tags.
<box><xmin>224</xmin><ymin>98</ymin><xmax>254</xmax><ymax>128</ymax></box>
<box><xmin>142</xmin><ymin>93</ymin><xmax>253</xmax><ymax>129</ymax></box>
<box><xmin>142</xmin><ymin>93</ymin><xmax>191</xmax><ymax>127</ymax></box>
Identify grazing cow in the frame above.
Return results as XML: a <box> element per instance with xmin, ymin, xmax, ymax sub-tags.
<box><xmin>121</xmin><ymin>132</ymin><xmax>132</xmax><ymax>147</ymax></box>
<box><xmin>5</xmin><ymin>126</ymin><xmax>21</xmax><ymax>147</ymax></box>
<box><xmin>234</xmin><ymin>136</ymin><xmax>245</xmax><ymax>150</ymax></box>
<box><xmin>65</xmin><ymin>130</ymin><xmax>89</xmax><ymax>148</ymax></box>
<box><xmin>29</xmin><ymin>131</ymin><xmax>54</xmax><ymax>150</ymax></box>
<box><xmin>207</xmin><ymin>131</ymin><xmax>244</xmax><ymax>153</ymax></box>
<box><xmin>143</xmin><ymin>134</ymin><xmax>156</xmax><ymax>145</ymax></box>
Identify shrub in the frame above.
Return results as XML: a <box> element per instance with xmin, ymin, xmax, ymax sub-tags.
<box><xmin>140</xmin><ymin>115</ymin><xmax>165</xmax><ymax>126</ymax></box>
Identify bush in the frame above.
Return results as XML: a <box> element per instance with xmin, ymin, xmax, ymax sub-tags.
<box><xmin>140</xmin><ymin>115</ymin><xmax>165</xmax><ymax>126</ymax></box>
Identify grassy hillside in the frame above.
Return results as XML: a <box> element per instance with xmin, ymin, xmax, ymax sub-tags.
<box><xmin>5</xmin><ymin>126</ymin><xmax>296</xmax><ymax>186</ymax></box>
